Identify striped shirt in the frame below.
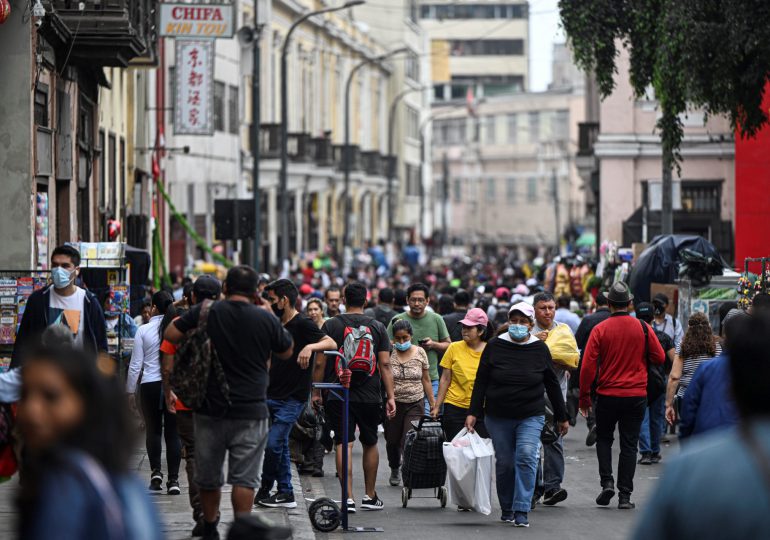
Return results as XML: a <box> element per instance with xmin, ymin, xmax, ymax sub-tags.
<box><xmin>675</xmin><ymin>341</ymin><xmax>722</xmax><ymax>399</ymax></box>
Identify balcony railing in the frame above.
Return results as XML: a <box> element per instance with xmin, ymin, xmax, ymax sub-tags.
<box><xmin>578</xmin><ymin>122</ymin><xmax>600</xmax><ymax>157</ymax></box>
<box><xmin>41</xmin><ymin>0</ymin><xmax>156</xmax><ymax>67</ymax></box>
<box><xmin>362</xmin><ymin>151</ymin><xmax>385</xmax><ymax>176</ymax></box>
<box><xmin>287</xmin><ymin>133</ymin><xmax>312</xmax><ymax>162</ymax></box>
<box><xmin>311</xmin><ymin>137</ymin><xmax>334</xmax><ymax>167</ymax></box>
<box><xmin>259</xmin><ymin>124</ymin><xmax>281</xmax><ymax>159</ymax></box>
<box><xmin>333</xmin><ymin>144</ymin><xmax>362</xmax><ymax>172</ymax></box>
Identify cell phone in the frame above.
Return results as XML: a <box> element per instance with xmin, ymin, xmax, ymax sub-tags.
<box><xmin>419</xmin><ymin>338</ymin><xmax>430</xmax><ymax>345</ymax></box>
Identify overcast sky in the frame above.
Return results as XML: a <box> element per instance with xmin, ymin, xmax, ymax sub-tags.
<box><xmin>529</xmin><ymin>0</ymin><xmax>564</xmax><ymax>92</ymax></box>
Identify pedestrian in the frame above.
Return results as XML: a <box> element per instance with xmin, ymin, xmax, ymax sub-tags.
<box><xmin>164</xmin><ymin>266</ymin><xmax>294</xmax><ymax>540</ymax></box>
<box><xmin>651</xmin><ymin>293</ymin><xmax>684</xmax><ymax>348</ymax></box>
<box><xmin>312</xmin><ymin>281</ymin><xmax>396</xmax><ymax>512</ymax></box>
<box><xmin>466</xmin><ymin>302</ymin><xmax>569</xmax><ymax>528</ymax></box>
<box><xmin>432</xmin><ymin>308</ymin><xmax>490</xmax><ymax>441</ymax></box>
<box><xmin>364</xmin><ymin>287</ymin><xmax>398</xmax><ymax>327</ymax></box>
<box><xmin>255</xmin><ymin>279</ymin><xmax>335</xmax><ymax>509</ymax></box>
<box><xmin>632</xmin><ymin>312</ymin><xmax>770</xmax><ymax>540</ymax></box>
<box><xmin>11</xmin><ymin>245</ymin><xmax>108</xmax><ymax>368</ymax></box>
<box><xmin>126</xmin><ymin>290</ymin><xmax>182</xmax><ymax>494</ymax></box>
<box><xmin>487</xmin><ymin>287</ymin><xmax>512</xmax><ymax>328</ymax></box>
<box><xmin>532</xmin><ymin>292</ymin><xmax>579</xmax><ymax>507</ymax></box>
<box><xmin>306</xmin><ymin>297</ymin><xmax>326</xmax><ymax>329</ymax></box>
<box><xmin>16</xmin><ymin>341</ymin><xmax>162</xmax><ymax>540</ymax></box>
<box><xmin>573</xmin><ymin>293</ymin><xmax>611</xmax><ymax>445</ymax></box>
<box><xmin>665</xmin><ymin>312</ymin><xmax>722</xmax><ymax>426</ymax></box>
<box><xmin>634</xmin><ymin>302</ymin><xmax>676</xmax><ymax>465</ymax></box>
<box><xmin>385</xmin><ymin>319</ymin><xmax>435</xmax><ymax>487</ymax></box>
<box><xmin>579</xmin><ymin>282</ymin><xmax>666</xmax><ymax>510</ymax></box>
<box><xmin>160</xmin><ymin>274</ymin><xmax>222</xmax><ymax>537</ymax></box>
<box><xmin>135</xmin><ymin>300</ymin><xmax>153</xmax><ymax>326</ymax></box>
<box><xmin>388</xmin><ymin>283</ymin><xmax>451</xmax><ymax>414</ymax></box>
<box><xmin>442</xmin><ymin>289</ymin><xmax>471</xmax><ymax>342</ymax></box>
<box><xmin>393</xmin><ymin>288</ymin><xmax>407</xmax><ymax>314</ymax></box>
<box><xmin>325</xmin><ymin>286</ymin><xmax>343</xmax><ymax>317</ymax></box>
<box><xmin>554</xmin><ymin>294</ymin><xmax>580</xmax><ymax>334</ymax></box>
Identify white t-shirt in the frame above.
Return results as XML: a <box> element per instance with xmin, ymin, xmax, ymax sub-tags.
<box><xmin>48</xmin><ymin>287</ymin><xmax>86</xmax><ymax>348</ymax></box>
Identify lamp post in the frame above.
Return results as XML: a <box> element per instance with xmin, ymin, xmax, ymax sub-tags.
<box><xmin>278</xmin><ymin>1</ymin><xmax>364</xmax><ymax>265</ymax></box>
<box><xmin>343</xmin><ymin>47</ymin><xmax>408</xmax><ymax>248</ymax></box>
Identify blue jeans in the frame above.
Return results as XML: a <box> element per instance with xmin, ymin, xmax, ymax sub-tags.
<box><xmin>424</xmin><ymin>379</ymin><xmax>439</xmax><ymax>415</ymax></box>
<box><xmin>639</xmin><ymin>393</ymin><xmax>665</xmax><ymax>454</ymax></box>
<box><xmin>261</xmin><ymin>399</ymin><xmax>305</xmax><ymax>494</ymax></box>
<box><xmin>486</xmin><ymin>414</ymin><xmax>545</xmax><ymax>513</ymax></box>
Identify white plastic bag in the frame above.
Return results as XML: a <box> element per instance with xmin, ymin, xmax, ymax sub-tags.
<box><xmin>442</xmin><ymin>428</ymin><xmax>494</xmax><ymax>515</ymax></box>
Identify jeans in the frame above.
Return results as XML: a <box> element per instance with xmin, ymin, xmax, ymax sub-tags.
<box><xmin>639</xmin><ymin>393</ymin><xmax>665</xmax><ymax>455</ymax></box>
<box><xmin>139</xmin><ymin>381</ymin><xmax>181</xmax><ymax>478</ymax></box>
<box><xmin>424</xmin><ymin>379</ymin><xmax>439</xmax><ymax>415</ymax></box>
<box><xmin>384</xmin><ymin>400</ymin><xmax>423</xmax><ymax>469</ymax></box>
<box><xmin>595</xmin><ymin>394</ymin><xmax>646</xmax><ymax>495</ymax></box>
<box><xmin>486</xmin><ymin>414</ymin><xmax>545</xmax><ymax>513</ymax></box>
<box><xmin>261</xmin><ymin>399</ymin><xmax>305</xmax><ymax>494</ymax></box>
<box><xmin>176</xmin><ymin>410</ymin><xmax>200</xmax><ymax>521</ymax></box>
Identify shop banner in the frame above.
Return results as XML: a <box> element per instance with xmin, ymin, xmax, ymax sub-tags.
<box><xmin>174</xmin><ymin>40</ymin><xmax>214</xmax><ymax>136</ymax></box>
<box><xmin>160</xmin><ymin>4</ymin><xmax>234</xmax><ymax>38</ymax></box>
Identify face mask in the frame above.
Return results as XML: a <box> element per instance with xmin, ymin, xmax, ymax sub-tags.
<box><xmin>508</xmin><ymin>324</ymin><xmax>530</xmax><ymax>341</ymax></box>
<box><xmin>52</xmin><ymin>267</ymin><xmax>74</xmax><ymax>289</ymax></box>
<box><xmin>394</xmin><ymin>341</ymin><xmax>412</xmax><ymax>352</ymax></box>
<box><xmin>271</xmin><ymin>302</ymin><xmax>285</xmax><ymax>318</ymax></box>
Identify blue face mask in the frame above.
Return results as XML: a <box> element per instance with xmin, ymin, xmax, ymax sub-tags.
<box><xmin>394</xmin><ymin>341</ymin><xmax>412</xmax><ymax>352</ymax></box>
<box><xmin>51</xmin><ymin>267</ymin><xmax>74</xmax><ymax>289</ymax></box>
<box><xmin>508</xmin><ymin>324</ymin><xmax>530</xmax><ymax>341</ymax></box>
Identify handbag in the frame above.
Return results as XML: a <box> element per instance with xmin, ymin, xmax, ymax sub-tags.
<box><xmin>641</xmin><ymin>320</ymin><xmax>666</xmax><ymax>401</ymax></box>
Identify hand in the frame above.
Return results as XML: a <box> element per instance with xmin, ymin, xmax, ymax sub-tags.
<box><xmin>420</xmin><ymin>338</ymin><xmax>435</xmax><ymax>350</ymax></box>
<box><xmin>465</xmin><ymin>415</ymin><xmax>477</xmax><ymax>433</ymax></box>
<box><xmin>127</xmin><ymin>393</ymin><xmax>136</xmax><ymax>410</ymax></box>
<box><xmin>665</xmin><ymin>405</ymin><xmax>676</xmax><ymax>426</ymax></box>
<box><xmin>430</xmin><ymin>404</ymin><xmax>440</xmax><ymax>418</ymax></box>
<box><xmin>297</xmin><ymin>345</ymin><xmax>313</xmax><ymax>369</ymax></box>
<box><xmin>165</xmin><ymin>389</ymin><xmax>178</xmax><ymax>414</ymax></box>
<box><xmin>579</xmin><ymin>406</ymin><xmax>592</xmax><ymax>418</ymax></box>
<box><xmin>312</xmin><ymin>391</ymin><xmax>323</xmax><ymax>409</ymax></box>
<box><xmin>535</xmin><ymin>331</ymin><xmax>549</xmax><ymax>342</ymax></box>
<box><xmin>558</xmin><ymin>420</ymin><xmax>569</xmax><ymax>436</ymax></box>
<box><xmin>385</xmin><ymin>398</ymin><xmax>397</xmax><ymax>419</ymax></box>
<box><xmin>339</xmin><ymin>368</ymin><xmax>352</xmax><ymax>388</ymax></box>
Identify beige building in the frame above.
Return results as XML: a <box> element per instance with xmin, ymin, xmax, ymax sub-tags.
<box><xmin>431</xmin><ymin>87</ymin><xmax>586</xmax><ymax>252</ymax></box>
<box><xmin>420</xmin><ymin>1</ymin><xmax>529</xmax><ymax>101</ymax></box>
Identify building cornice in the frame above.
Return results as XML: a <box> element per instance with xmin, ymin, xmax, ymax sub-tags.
<box><xmin>594</xmin><ymin>133</ymin><xmax>734</xmax><ymax>159</ymax></box>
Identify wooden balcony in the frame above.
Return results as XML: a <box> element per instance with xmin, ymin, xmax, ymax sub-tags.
<box><xmin>40</xmin><ymin>0</ymin><xmax>156</xmax><ymax>68</ymax></box>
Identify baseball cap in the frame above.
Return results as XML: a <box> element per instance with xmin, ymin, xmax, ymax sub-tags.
<box><xmin>635</xmin><ymin>302</ymin><xmax>654</xmax><ymax>322</ymax></box>
<box><xmin>459</xmin><ymin>307</ymin><xmax>489</xmax><ymax>327</ymax></box>
<box><xmin>193</xmin><ymin>275</ymin><xmax>221</xmax><ymax>301</ymax></box>
<box><xmin>495</xmin><ymin>287</ymin><xmax>511</xmax><ymax>300</ymax></box>
<box><xmin>508</xmin><ymin>301</ymin><xmax>535</xmax><ymax>320</ymax></box>
<box><xmin>299</xmin><ymin>283</ymin><xmax>314</xmax><ymax>296</ymax></box>
<box><xmin>514</xmin><ymin>284</ymin><xmax>530</xmax><ymax>296</ymax></box>
<box><xmin>653</xmin><ymin>293</ymin><xmax>669</xmax><ymax>306</ymax></box>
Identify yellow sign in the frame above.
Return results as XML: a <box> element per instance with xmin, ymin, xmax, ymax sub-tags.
<box><xmin>431</xmin><ymin>40</ymin><xmax>451</xmax><ymax>84</ymax></box>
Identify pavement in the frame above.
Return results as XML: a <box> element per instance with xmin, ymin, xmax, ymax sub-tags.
<box><xmin>0</xmin><ymin>416</ymin><xmax>675</xmax><ymax>539</ymax></box>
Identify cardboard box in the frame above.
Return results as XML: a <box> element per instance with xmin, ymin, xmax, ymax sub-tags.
<box><xmin>650</xmin><ymin>283</ymin><xmax>679</xmax><ymax>316</ymax></box>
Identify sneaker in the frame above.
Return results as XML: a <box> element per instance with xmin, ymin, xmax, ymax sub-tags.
<box><xmin>585</xmin><ymin>425</ymin><xmax>598</xmax><ymax>447</ymax></box>
<box><xmin>542</xmin><ymin>488</ymin><xmax>567</xmax><ymax>506</ymax></box>
<box><xmin>253</xmin><ymin>487</ymin><xmax>271</xmax><ymax>506</ymax></box>
<box><xmin>513</xmin><ymin>512</ymin><xmax>529</xmax><ymax>528</ymax></box>
<box><xmin>650</xmin><ymin>453</ymin><xmax>662</xmax><ymax>464</ymax></box>
<box><xmin>167</xmin><ymin>478</ymin><xmax>181</xmax><ymax>495</ymax></box>
<box><xmin>344</xmin><ymin>498</ymin><xmax>357</xmax><ymax>513</ymax></box>
<box><xmin>389</xmin><ymin>467</ymin><xmax>401</xmax><ymax>487</ymax></box>
<box><xmin>257</xmin><ymin>492</ymin><xmax>297</xmax><ymax>509</ymax></box>
<box><xmin>638</xmin><ymin>453</ymin><xmax>652</xmax><ymax>465</ymax></box>
<box><xmin>501</xmin><ymin>510</ymin><xmax>514</xmax><ymax>523</ymax></box>
<box><xmin>596</xmin><ymin>486</ymin><xmax>615</xmax><ymax>506</ymax></box>
<box><xmin>149</xmin><ymin>469</ymin><xmax>163</xmax><ymax>491</ymax></box>
<box><xmin>618</xmin><ymin>495</ymin><xmax>636</xmax><ymax>510</ymax></box>
<box><xmin>361</xmin><ymin>493</ymin><xmax>384</xmax><ymax>511</ymax></box>
<box><xmin>457</xmin><ymin>505</ymin><xmax>472</xmax><ymax>512</ymax></box>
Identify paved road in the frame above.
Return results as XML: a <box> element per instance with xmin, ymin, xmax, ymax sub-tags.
<box><xmin>301</xmin><ymin>417</ymin><xmax>675</xmax><ymax>540</ymax></box>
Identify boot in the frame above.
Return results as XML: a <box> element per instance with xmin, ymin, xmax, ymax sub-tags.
<box><xmin>311</xmin><ymin>439</ymin><xmax>325</xmax><ymax>477</ymax></box>
<box><xmin>618</xmin><ymin>493</ymin><xmax>635</xmax><ymax>510</ymax></box>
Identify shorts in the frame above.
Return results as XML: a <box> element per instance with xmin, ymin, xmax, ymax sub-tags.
<box><xmin>325</xmin><ymin>400</ymin><xmax>381</xmax><ymax>447</ymax></box>
<box><xmin>194</xmin><ymin>414</ymin><xmax>269</xmax><ymax>490</ymax></box>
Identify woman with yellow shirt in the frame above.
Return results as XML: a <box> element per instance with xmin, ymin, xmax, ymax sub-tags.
<box><xmin>431</xmin><ymin>308</ymin><xmax>489</xmax><ymax>439</ymax></box>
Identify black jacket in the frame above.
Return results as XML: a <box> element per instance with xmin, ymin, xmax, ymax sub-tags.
<box><xmin>11</xmin><ymin>285</ymin><xmax>108</xmax><ymax>368</ymax></box>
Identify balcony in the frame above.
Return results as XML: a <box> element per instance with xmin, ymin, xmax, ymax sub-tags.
<box><xmin>332</xmin><ymin>144</ymin><xmax>362</xmax><ymax>172</ymax></box>
<box><xmin>287</xmin><ymin>133</ymin><xmax>312</xmax><ymax>163</ymax></box>
<box><xmin>259</xmin><ymin>124</ymin><xmax>281</xmax><ymax>159</ymax></box>
<box><xmin>41</xmin><ymin>0</ymin><xmax>156</xmax><ymax>68</ymax></box>
<box><xmin>362</xmin><ymin>151</ymin><xmax>385</xmax><ymax>176</ymax></box>
<box><xmin>311</xmin><ymin>136</ymin><xmax>334</xmax><ymax>167</ymax></box>
<box><xmin>578</xmin><ymin>122</ymin><xmax>600</xmax><ymax>157</ymax></box>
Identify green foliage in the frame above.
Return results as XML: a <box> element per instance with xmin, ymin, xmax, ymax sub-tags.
<box><xmin>559</xmin><ymin>0</ymin><xmax>770</xmax><ymax>160</ymax></box>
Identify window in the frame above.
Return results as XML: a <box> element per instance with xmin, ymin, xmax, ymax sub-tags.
<box><xmin>35</xmin><ymin>85</ymin><xmax>49</xmax><ymax>127</ymax></box>
<box><xmin>527</xmin><ymin>177</ymin><xmax>537</xmax><ymax>202</ymax></box>
<box><xmin>421</xmin><ymin>3</ymin><xmax>527</xmax><ymax>19</ymax></box>
<box><xmin>407</xmin><ymin>0</ymin><xmax>419</xmax><ymax>24</ymax></box>
<box><xmin>228</xmin><ymin>85</ymin><xmax>239</xmax><ymax>135</ymax></box>
<box><xmin>453</xmin><ymin>179</ymin><xmax>462</xmax><ymax>202</ymax></box>
<box><xmin>507</xmin><ymin>114</ymin><xmax>518</xmax><ymax>143</ymax></box>
<box><xmin>406</xmin><ymin>105</ymin><xmax>420</xmax><ymax>140</ymax></box>
<box><xmin>507</xmin><ymin>178</ymin><xmax>516</xmax><ymax>203</ymax></box>
<box><xmin>552</xmin><ymin>109</ymin><xmax>569</xmax><ymax>141</ymax></box>
<box><xmin>213</xmin><ymin>81</ymin><xmax>225</xmax><ymax>132</ymax></box>
<box><xmin>485</xmin><ymin>116</ymin><xmax>496</xmax><ymax>143</ymax></box>
<box><xmin>405</xmin><ymin>163</ymin><xmax>420</xmax><ymax>196</ymax></box>
<box><xmin>405</xmin><ymin>49</ymin><xmax>420</xmax><ymax>82</ymax></box>
<box><xmin>486</xmin><ymin>178</ymin><xmax>495</xmax><ymax>201</ymax></box>
<box><xmin>528</xmin><ymin>111</ymin><xmax>540</xmax><ymax>143</ymax></box>
<box><xmin>450</xmin><ymin>39</ymin><xmax>524</xmax><ymax>56</ymax></box>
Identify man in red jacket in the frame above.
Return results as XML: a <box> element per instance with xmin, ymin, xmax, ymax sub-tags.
<box><xmin>579</xmin><ymin>281</ymin><xmax>665</xmax><ymax>510</ymax></box>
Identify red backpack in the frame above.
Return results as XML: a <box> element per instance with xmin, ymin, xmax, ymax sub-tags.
<box><xmin>336</xmin><ymin>324</ymin><xmax>377</xmax><ymax>387</ymax></box>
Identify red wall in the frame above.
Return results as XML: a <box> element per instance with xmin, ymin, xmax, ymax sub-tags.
<box><xmin>735</xmin><ymin>85</ymin><xmax>770</xmax><ymax>273</ymax></box>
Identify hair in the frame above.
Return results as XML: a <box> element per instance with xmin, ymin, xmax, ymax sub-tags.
<box><xmin>533</xmin><ymin>292</ymin><xmax>555</xmax><ymax>306</ymax></box>
<box><xmin>752</xmin><ymin>293</ymin><xmax>770</xmax><ymax>313</ymax></box>
<box><xmin>378</xmin><ymin>287</ymin><xmax>394</xmax><ymax>304</ymax></box>
<box><xmin>306</xmin><ymin>297</ymin><xmax>324</xmax><ymax>314</ymax></box>
<box><xmin>51</xmin><ymin>245</ymin><xmax>81</xmax><ymax>267</ymax></box>
<box><xmin>141</xmin><ymin>299</ymin><xmax>152</xmax><ymax>310</ymax></box>
<box><xmin>726</xmin><ymin>313</ymin><xmax>770</xmax><ymax>418</ymax></box>
<box><xmin>454</xmin><ymin>289</ymin><xmax>471</xmax><ymax>307</ymax></box>
<box><xmin>557</xmin><ymin>295</ymin><xmax>571</xmax><ymax>309</ymax></box>
<box><xmin>266</xmin><ymin>278</ymin><xmax>299</xmax><ymax>306</ymax></box>
<box><xmin>437</xmin><ymin>295</ymin><xmax>455</xmax><ymax>315</ymax></box>
<box><xmin>595</xmin><ymin>294</ymin><xmax>609</xmax><ymax>307</ymax></box>
<box><xmin>325</xmin><ymin>286</ymin><xmax>341</xmax><ymax>300</ymax></box>
<box><xmin>719</xmin><ymin>301</ymin><xmax>739</xmax><ymax>335</ymax></box>
<box><xmin>407</xmin><ymin>282</ymin><xmax>430</xmax><ymax>299</ymax></box>
<box><xmin>394</xmin><ymin>289</ymin><xmax>407</xmax><ymax>307</ymax></box>
<box><xmin>392</xmin><ymin>319</ymin><xmax>413</xmax><ymax>336</ymax></box>
<box><xmin>343</xmin><ymin>281</ymin><xmax>367</xmax><ymax>308</ymax></box>
<box><xmin>680</xmin><ymin>312</ymin><xmax>717</xmax><ymax>359</ymax></box>
<box><xmin>225</xmin><ymin>265</ymin><xmax>258</xmax><ymax>297</ymax></box>
<box><xmin>182</xmin><ymin>282</ymin><xmax>194</xmax><ymax>304</ymax></box>
<box><xmin>152</xmin><ymin>290</ymin><xmax>176</xmax><ymax>342</ymax></box>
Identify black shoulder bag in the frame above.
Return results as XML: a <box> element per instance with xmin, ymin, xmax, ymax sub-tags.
<box><xmin>642</xmin><ymin>320</ymin><xmax>666</xmax><ymax>401</ymax></box>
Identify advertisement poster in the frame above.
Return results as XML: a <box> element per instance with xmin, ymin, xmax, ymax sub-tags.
<box><xmin>174</xmin><ymin>39</ymin><xmax>214</xmax><ymax>135</ymax></box>
<box><xmin>36</xmin><ymin>192</ymin><xmax>49</xmax><ymax>270</ymax></box>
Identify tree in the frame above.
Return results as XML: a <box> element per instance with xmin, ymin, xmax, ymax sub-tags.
<box><xmin>559</xmin><ymin>0</ymin><xmax>770</xmax><ymax>234</ymax></box>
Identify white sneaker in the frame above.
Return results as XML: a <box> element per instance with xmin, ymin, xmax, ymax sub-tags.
<box><xmin>345</xmin><ymin>498</ymin><xmax>357</xmax><ymax>513</ymax></box>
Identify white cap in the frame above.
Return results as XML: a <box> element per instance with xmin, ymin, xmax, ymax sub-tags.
<box><xmin>508</xmin><ymin>301</ymin><xmax>535</xmax><ymax>320</ymax></box>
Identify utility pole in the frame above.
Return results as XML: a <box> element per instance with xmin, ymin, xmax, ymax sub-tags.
<box><xmin>551</xmin><ymin>168</ymin><xmax>561</xmax><ymax>255</ymax></box>
<box><xmin>441</xmin><ymin>152</ymin><xmax>449</xmax><ymax>249</ymax></box>
<box><xmin>251</xmin><ymin>0</ymin><xmax>261</xmax><ymax>271</ymax></box>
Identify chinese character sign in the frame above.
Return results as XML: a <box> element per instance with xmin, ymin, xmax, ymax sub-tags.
<box><xmin>175</xmin><ymin>40</ymin><xmax>214</xmax><ymax>135</ymax></box>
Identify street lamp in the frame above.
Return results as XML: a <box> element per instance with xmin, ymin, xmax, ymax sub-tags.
<box><xmin>343</xmin><ymin>47</ymin><xmax>408</xmax><ymax>249</ymax></box>
<box><xmin>278</xmin><ymin>0</ymin><xmax>364</xmax><ymax>265</ymax></box>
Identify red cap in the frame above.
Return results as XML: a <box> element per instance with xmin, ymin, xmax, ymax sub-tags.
<box><xmin>299</xmin><ymin>284</ymin><xmax>313</xmax><ymax>295</ymax></box>
<box><xmin>495</xmin><ymin>287</ymin><xmax>510</xmax><ymax>300</ymax></box>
